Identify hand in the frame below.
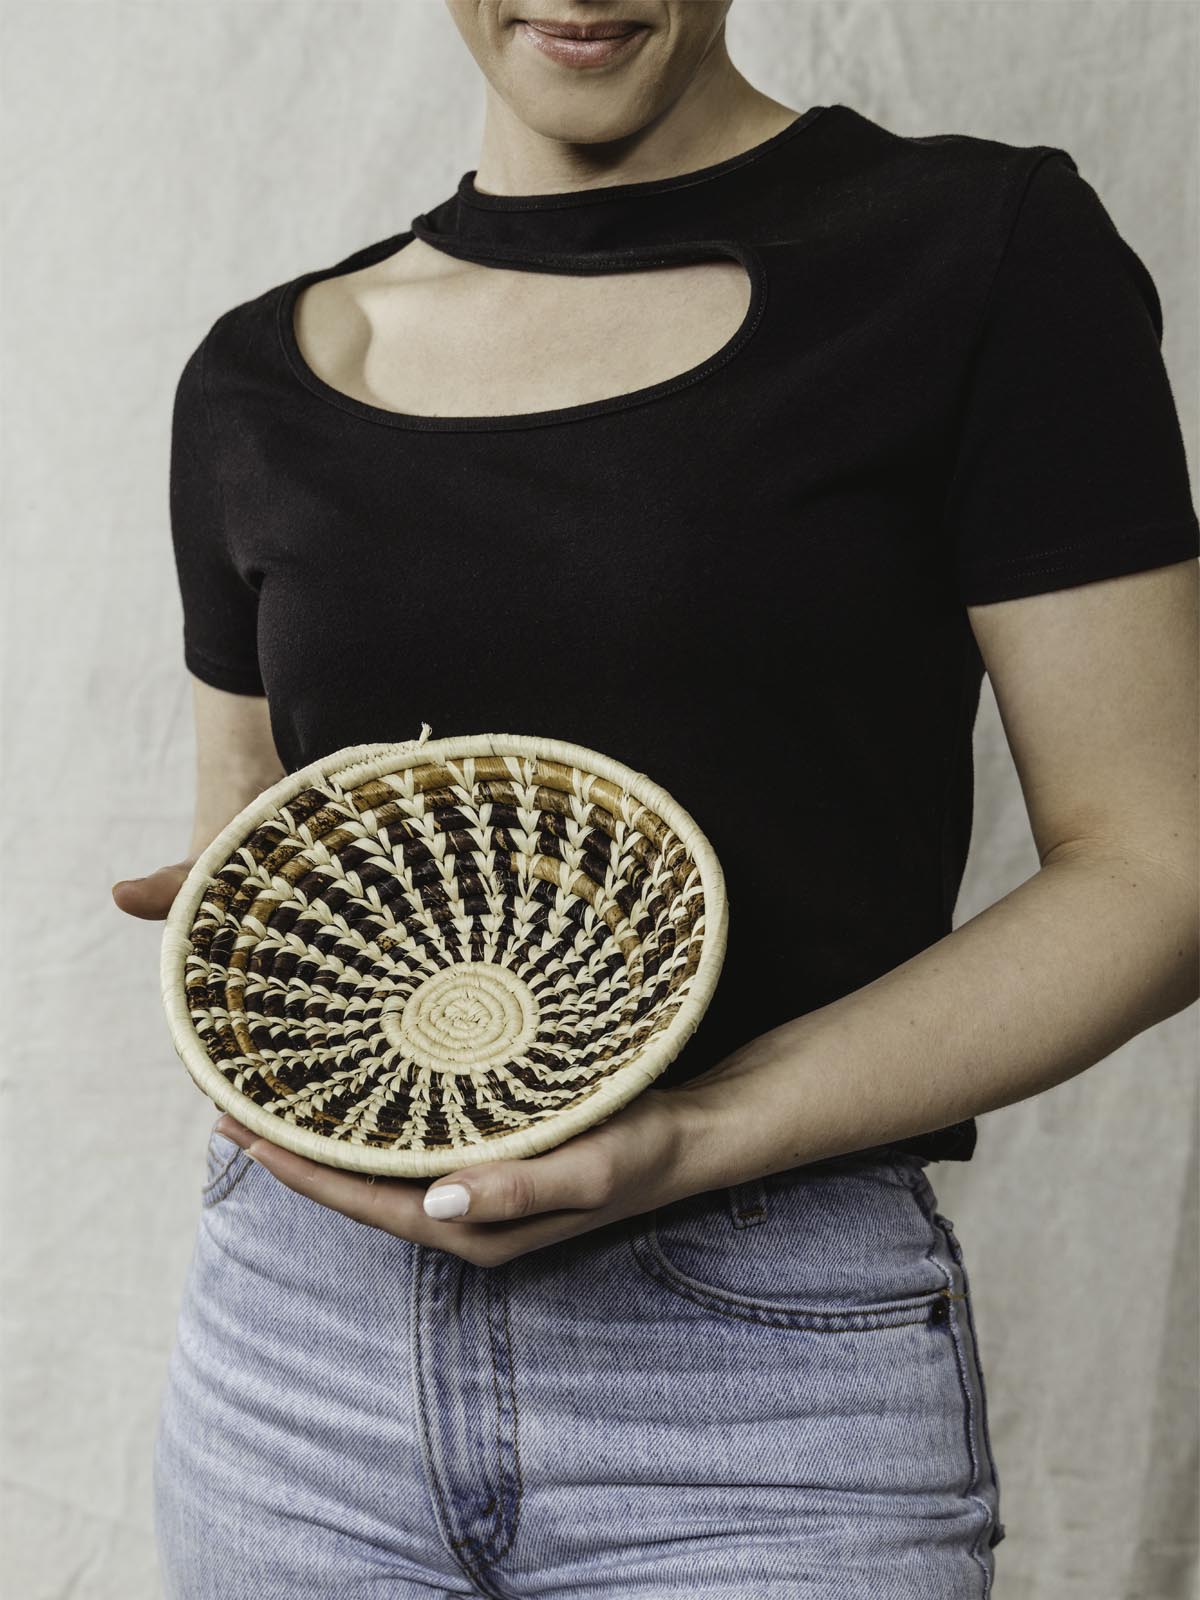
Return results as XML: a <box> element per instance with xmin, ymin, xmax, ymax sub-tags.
<box><xmin>213</xmin><ymin>1084</ymin><xmax>695</xmax><ymax>1266</ymax></box>
<box><xmin>111</xmin><ymin>857</ymin><xmax>198</xmax><ymax>920</ymax></box>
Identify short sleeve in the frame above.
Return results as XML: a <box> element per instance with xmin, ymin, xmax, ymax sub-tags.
<box><xmin>169</xmin><ymin>333</ymin><xmax>265</xmax><ymax>694</ymax></box>
<box><xmin>943</xmin><ymin>150</ymin><xmax>1199</xmax><ymax>606</ymax></box>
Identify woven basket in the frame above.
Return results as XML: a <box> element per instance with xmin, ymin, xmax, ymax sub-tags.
<box><xmin>161</xmin><ymin>726</ymin><xmax>728</xmax><ymax>1178</ymax></box>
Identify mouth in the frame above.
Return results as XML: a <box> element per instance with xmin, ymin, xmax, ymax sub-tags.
<box><xmin>516</xmin><ymin>17</ymin><xmax>650</xmax><ymax>66</ymax></box>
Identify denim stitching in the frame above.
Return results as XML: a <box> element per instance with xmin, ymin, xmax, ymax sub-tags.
<box><xmin>411</xmin><ymin>1249</ymin><xmax>461</xmax><ymax>1582</ymax></box>
<box><xmin>428</xmin><ymin>1257</ymin><xmax>520</xmax><ymax>1599</ymax></box>
<box><xmin>908</xmin><ymin>1174</ymin><xmax>997</xmax><ymax>1594</ymax></box>
<box><xmin>416</xmin><ymin>1252</ymin><xmax>510</xmax><ymax>1600</ymax></box>
<box><xmin>645</xmin><ymin>1154</ymin><xmax>952</xmax><ymax>1326</ymax></box>
<box><xmin>200</xmin><ymin>1142</ymin><xmax>256</xmax><ymax>1207</ymax></box>
<box><xmin>499</xmin><ymin>1261</ymin><xmax>525</xmax><ymax>1562</ymax></box>
<box><xmin>957</xmin><ymin>1257</ymin><xmax>1005</xmax><ymax>1545</ymax></box>
<box><xmin>449</xmin><ymin>1265</ymin><xmax>507</xmax><ymax>1565</ymax></box>
<box><xmin>727</xmin><ymin>1177</ymin><xmax>769</xmax><ymax>1228</ymax></box>
<box><xmin>201</xmin><ymin>1136</ymin><xmax>243</xmax><ymax>1190</ymax></box>
<box><xmin>410</xmin><ymin>1249</ymin><xmax>457</xmax><ymax>1578</ymax></box>
<box><xmin>630</xmin><ymin>1224</ymin><xmax>956</xmax><ymax>1331</ymax></box>
<box><xmin>942</xmin><ymin>1221</ymin><xmax>1006</xmax><ymax>1572</ymax></box>
<box><xmin>468</xmin><ymin>1263</ymin><xmax>523</xmax><ymax>1567</ymax></box>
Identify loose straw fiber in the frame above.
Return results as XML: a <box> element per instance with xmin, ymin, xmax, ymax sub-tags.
<box><xmin>161</xmin><ymin>727</ymin><xmax>729</xmax><ymax>1178</ymax></box>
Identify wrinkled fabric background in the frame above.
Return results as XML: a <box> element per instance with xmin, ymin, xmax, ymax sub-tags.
<box><xmin>2</xmin><ymin>3</ymin><xmax>1197</xmax><ymax>1596</ymax></box>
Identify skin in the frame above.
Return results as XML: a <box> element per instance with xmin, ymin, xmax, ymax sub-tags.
<box><xmin>440</xmin><ymin>0</ymin><xmax>798</xmax><ymax>196</ymax></box>
<box><xmin>115</xmin><ymin>2</ymin><xmax>1200</xmax><ymax>1267</ymax></box>
<box><xmin>286</xmin><ymin>1</ymin><xmax>800</xmax><ymax>422</ymax></box>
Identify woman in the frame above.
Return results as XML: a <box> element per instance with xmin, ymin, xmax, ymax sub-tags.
<box><xmin>115</xmin><ymin>3</ymin><xmax>1199</xmax><ymax>1595</ymax></box>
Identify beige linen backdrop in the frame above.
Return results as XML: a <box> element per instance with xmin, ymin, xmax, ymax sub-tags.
<box><xmin>2</xmin><ymin>3</ymin><xmax>1197</xmax><ymax>1596</ymax></box>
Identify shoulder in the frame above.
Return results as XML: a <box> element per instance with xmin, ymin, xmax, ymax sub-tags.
<box><xmin>815</xmin><ymin>105</ymin><xmax>1149</xmax><ymax>324</ymax></box>
<box><xmin>823</xmin><ymin>102</ymin><xmax>1082</xmax><ymax>233</ymax></box>
<box><xmin>827</xmin><ymin>102</ymin><xmax>1074</xmax><ymax>184</ymax></box>
<box><xmin>193</xmin><ymin>229</ymin><xmax>415</xmax><ymax>392</ymax></box>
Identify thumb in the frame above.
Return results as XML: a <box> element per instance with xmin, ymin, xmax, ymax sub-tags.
<box><xmin>422</xmin><ymin>1147</ymin><xmax>606</xmax><ymax>1224</ymax></box>
<box><xmin>110</xmin><ymin>857</ymin><xmax>197</xmax><ymax>922</ymax></box>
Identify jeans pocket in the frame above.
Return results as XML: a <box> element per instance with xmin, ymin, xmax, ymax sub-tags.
<box><xmin>200</xmin><ymin>1129</ymin><xmax>254</xmax><ymax>1208</ymax></box>
<box><xmin>629</xmin><ymin>1149</ymin><xmax>954</xmax><ymax>1330</ymax></box>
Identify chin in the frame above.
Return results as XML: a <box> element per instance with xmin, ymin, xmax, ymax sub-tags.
<box><xmin>497</xmin><ymin>66</ymin><xmax>665</xmax><ymax>148</ymax></box>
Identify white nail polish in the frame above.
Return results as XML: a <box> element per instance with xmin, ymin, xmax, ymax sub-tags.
<box><xmin>424</xmin><ymin>1182</ymin><xmax>470</xmax><ymax>1218</ymax></box>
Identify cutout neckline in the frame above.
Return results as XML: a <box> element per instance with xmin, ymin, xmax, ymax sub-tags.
<box><xmin>276</xmin><ymin>238</ymin><xmax>766</xmax><ymax>433</ymax></box>
<box><xmin>274</xmin><ymin>105</ymin><xmax>839</xmax><ymax>432</ymax></box>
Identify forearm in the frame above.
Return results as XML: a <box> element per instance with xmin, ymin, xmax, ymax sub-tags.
<box><xmin>664</xmin><ymin>847</ymin><xmax>1199</xmax><ymax>1193</ymax></box>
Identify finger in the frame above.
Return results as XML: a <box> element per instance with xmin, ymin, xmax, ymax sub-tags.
<box><xmin>422</xmin><ymin>1142</ymin><xmax>613</xmax><ymax>1225</ymax></box>
<box><xmin>430</xmin><ymin>1202</ymin><xmax>632</xmax><ymax>1266</ymax></box>
<box><xmin>421</xmin><ymin>1087</ymin><xmax>676</xmax><ymax>1226</ymax></box>
<box><xmin>212</xmin><ymin>1117</ymin><xmax>623</xmax><ymax>1263</ymax></box>
<box><xmin>216</xmin><ymin>1116</ymin><xmax>433</xmax><ymax>1232</ymax></box>
<box><xmin>111</xmin><ymin>860</ymin><xmax>193</xmax><ymax>920</ymax></box>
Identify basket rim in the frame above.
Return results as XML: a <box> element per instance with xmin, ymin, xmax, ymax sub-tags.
<box><xmin>160</xmin><ymin>730</ymin><xmax>729</xmax><ymax>1178</ymax></box>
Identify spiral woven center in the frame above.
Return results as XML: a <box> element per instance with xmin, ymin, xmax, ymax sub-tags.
<box><xmin>382</xmin><ymin>962</ymin><xmax>540</xmax><ymax>1075</ymax></box>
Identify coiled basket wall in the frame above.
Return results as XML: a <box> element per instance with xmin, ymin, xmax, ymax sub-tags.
<box><xmin>161</xmin><ymin>727</ymin><xmax>728</xmax><ymax>1177</ymax></box>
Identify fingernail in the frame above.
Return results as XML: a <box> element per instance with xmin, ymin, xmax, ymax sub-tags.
<box><xmin>424</xmin><ymin>1183</ymin><xmax>470</xmax><ymax>1219</ymax></box>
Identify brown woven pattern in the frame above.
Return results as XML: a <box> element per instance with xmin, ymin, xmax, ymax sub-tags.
<box><xmin>162</xmin><ymin>729</ymin><xmax>728</xmax><ymax>1177</ymax></box>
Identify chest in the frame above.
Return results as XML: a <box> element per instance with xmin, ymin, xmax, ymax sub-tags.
<box><xmin>290</xmin><ymin>238</ymin><xmax>753</xmax><ymax>419</ymax></box>
<box><xmin>234</xmin><ymin>232</ymin><xmax>970</xmax><ymax>775</ymax></box>
<box><xmin>250</xmin><ymin>231</ymin><xmax>962</xmax><ymax>672</ymax></box>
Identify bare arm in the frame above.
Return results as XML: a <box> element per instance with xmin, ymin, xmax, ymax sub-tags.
<box><xmin>186</xmin><ymin>677</ymin><xmax>285</xmax><ymax>857</ymax></box>
<box><xmin>662</xmin><ymin>557</ymin><xmax>1200</xmax><ymax>1187</ymax></box>
<box><xmin>111</xmin><ymin>677</ymin><xmax>285</xmax><ymax>920</ymax></box>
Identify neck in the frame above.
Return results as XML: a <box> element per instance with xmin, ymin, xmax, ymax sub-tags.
<box><xmin>409</xmin><ymin>101</ymin><xmax>831</xmax><ymax>265</ymax></box>
<box><xmin>470</xmin><ymin>60</ymin><xmax>799</xmax><ymax>199</ymax></box>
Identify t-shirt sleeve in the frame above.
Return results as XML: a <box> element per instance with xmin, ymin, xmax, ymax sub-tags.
<box><xmin>943</xmin><ymin>149</ymin><xmax>1199</xmax><ymax>607</ymax></box>
<box><xmin>168</xmin><ymin>332</ymin><xmax>266</xmax><ymax>694</ymax></box>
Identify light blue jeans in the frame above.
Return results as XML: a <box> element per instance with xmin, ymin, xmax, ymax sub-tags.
<box><xmin>153</xmin><ymin>1131</ymin><xmax>1005</xmax><ymax>1598</ymax></box>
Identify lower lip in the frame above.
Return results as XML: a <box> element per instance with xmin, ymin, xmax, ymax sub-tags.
<box><xmin>517</xmin><ymin>21</ymin><xmax>649</xmax><ymax>67</ymax></box>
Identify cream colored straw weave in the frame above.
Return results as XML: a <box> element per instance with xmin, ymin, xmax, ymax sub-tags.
<box><xmin>161</xmin><ymin>727</ymin><xmax>728</xmax><ymax>1178</ymax></box>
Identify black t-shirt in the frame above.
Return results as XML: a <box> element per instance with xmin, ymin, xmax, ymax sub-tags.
<box><xmin>169</xmin><ymin>102</ymin><xmax>1199</xmax><ymax>1164</ymax></box>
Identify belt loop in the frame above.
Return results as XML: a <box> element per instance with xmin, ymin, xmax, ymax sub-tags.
<box><xmin>726</xmin><ymin>1176</ymin><xmax>768</xmax><ymax>1229</ymax></box>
